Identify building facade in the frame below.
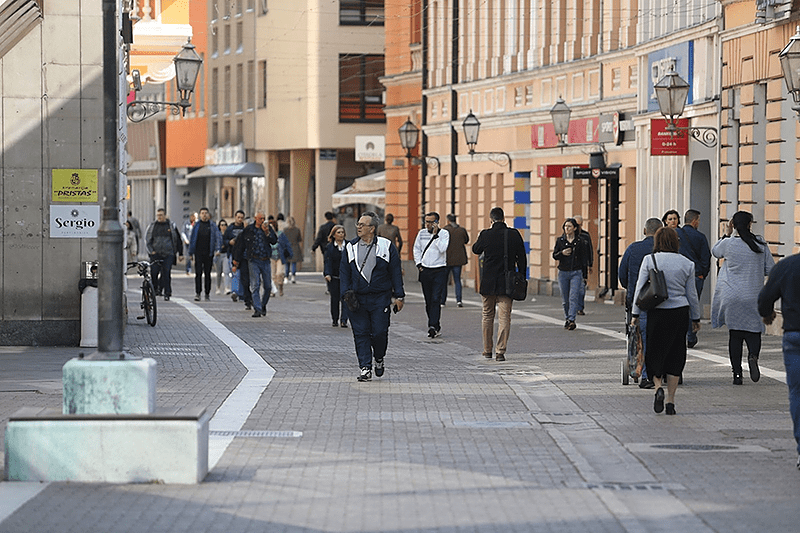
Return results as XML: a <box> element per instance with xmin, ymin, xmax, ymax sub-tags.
<box><xmin>200</xmin><ymin>0</ymin><xmax>386</xmax><ymax>265</ymax></box>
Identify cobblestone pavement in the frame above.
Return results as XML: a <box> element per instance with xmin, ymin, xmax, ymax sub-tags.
<box><xmin>1</xmin><ymin>269</ymin><xmax>799</xmax><ymax>532</ymax></box>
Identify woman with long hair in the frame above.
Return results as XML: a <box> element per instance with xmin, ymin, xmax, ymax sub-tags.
<box><xmin>632</xmin><ymin>227</ymin><xmax>701</xmax><ymax>415</ymax></box>
<box><xmin>323</xmin><ymin>224</ymin><xmax>348</xmax><ymax>327</ymax></box>
<box><xmin>214</xmin><ymin>219</ymin><xmax>231</xmax><ymax>294</ymax></box>
<box><xmin>711</xmin><ymin>211</ymin><xmax>774</xmax><ymax>384</ymax></box>
<box><xmin>553</xmin><ymin>218</ymin><xmax>588</xmax><ymax>330</ymax></box>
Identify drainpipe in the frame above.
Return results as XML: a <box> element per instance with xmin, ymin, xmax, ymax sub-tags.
<box><xmin>450</xmin><ymin>0</ymin><xmax>459</xmax><ymax>216</ymax></box>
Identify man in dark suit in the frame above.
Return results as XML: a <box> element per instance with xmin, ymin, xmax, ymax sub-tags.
<box><xmin>471</xmin><ymin>207</ymin><xmax>527</xmax><ymax>361</ymax></box>
<box><xmin>677</xmin><ymin>208</ymin><xmax>711</xmax><ymax>348</ymax></box>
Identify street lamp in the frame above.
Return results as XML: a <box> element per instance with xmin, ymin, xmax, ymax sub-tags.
<box><xmin>462</xmin><ymin>110</ymin><xmax>481</xmax><ymax>155</ymax></box>
<box><xmin>653</xmin><ymin>65</ymin><xmax>717</xmax><ymax>147</ymax></box>
<box><xmin>779</xmin><ymin>26</ymin><xmax>800</xmax><ymax>117</ymax></box>
<box><xmin>550</xmin><ymin>97</ymin><xmax>571</xmax><ymax>147</ymax></box>
<box><xmin>460</xmin><ymin>111</ymin><xmax>511</xmax><ymax>171</ymax></box>
<box><xmin>397</xmin><ymin>118</ymin><xmax>439</xmax><ymax>171</ymax></box>
<box><xmin>127</xmin><ymin>39</ymin><xmax>204</xmax><ymax>122</ymax></box>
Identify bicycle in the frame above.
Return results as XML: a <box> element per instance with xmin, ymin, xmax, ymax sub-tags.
<box><xmin>127</xmin><ymin>259</ymin><xmax>161</xmax><ymax>327</ymax></box>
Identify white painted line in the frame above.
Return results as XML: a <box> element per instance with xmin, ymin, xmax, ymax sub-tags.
<box><xmin>0</xmin><ymin>482</ymin><xmax>49</xmax><ymax>525</ymax></box>
<box><xmin>173</xmin><ymin>297</ymin><xmax>276</xmax><ymax>470</ymax></box>
<box><xmin>405</xmin><ymin>290</ymin><xmax>787</xmax><ymax>384</ymax></box>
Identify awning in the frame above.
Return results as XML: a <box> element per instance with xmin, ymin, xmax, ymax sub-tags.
<box><xmin>186</xmin><ymin>162</ymin><xmax>265</xmax><ymax>179</ymax></box>
<box><xmin>331</xmin><ymin>171</ymin><xmax>385</xmax><ymax>209</ymax></box>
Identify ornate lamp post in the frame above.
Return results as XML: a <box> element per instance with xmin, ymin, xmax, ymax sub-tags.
<box><xmin>127</xmin><ymin>39</ymin><xmax>203</xmax><ymax>122</ymax></box>
<box><xmin>653</xmin><ymin>66</ymin><xmax>717</xmax><ymax>147</ymax></box>
<box><xmin>779</xmin><ymin>26</ymin><xmax>800</xmax><ymax>117</ymax></box>
<box><xmin>549</xmin><ymin>97</ymin><xmax>571</xmax><ymax>147</ymax></box>
<box><xmin>460</xmin><ymin>111</ymin><xmax>511</xmax><ymax>171</ymax></box>
<box><xmin>398</xmin><ymin>118</ymin><xmax>420</xmax><ymax>159</ymax></box>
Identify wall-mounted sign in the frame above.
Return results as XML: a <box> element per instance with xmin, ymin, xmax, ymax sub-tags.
<box><xmin>355</xmin><ymin>135</ymin><xmax>385</xmax><ymax>162</ymax></box>
<box><xmin>532</xmin><ymin>117</ymin><xmax>598</xmax><ymax>148</ymax></box>
<box><xmin>51</xmin><ymin>169</ymin><xmax>98</xmax><ymax>202</ymax></box>
<box><xmin>598</xmin><ymin>113</ymin><xmax>622</xmax><ymax>145</ymax></box>
<box><xmin>651</xmin><ymin>118</ymin><xmax>689</xmax><ymax>156</ymax></box>
<box><xmin>647</xmin><ymin>42</ymin><xmax>693</xmax><ymax>113</ymax></box>
<box><xmin>50</xmin><ymin>205</ymin><xmax>100</xmax><ymax>238</ymax></box>
<box><xmin>568</xmin><ymin>167</ymin><xmax>620</xmax><ymax>179</ymax></box>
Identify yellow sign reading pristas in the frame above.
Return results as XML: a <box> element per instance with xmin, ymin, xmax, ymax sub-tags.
<box><xmin>52</xmin><ymin>169</ymin><xmax>98</xmax><ymax>202</ymax></box>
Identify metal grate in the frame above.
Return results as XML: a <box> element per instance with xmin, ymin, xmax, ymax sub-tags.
<box><xmin>584</xmin><ymin>482</ymin><xmax>681</xmax><ymax>491</ymax></box>
<box><xmin>652</xmin><ymin>444</ymin><xmax>739</xmax><ymax>451</ymax></box>
<box><xmin>210</xmin><ymin>430</ymin><xmax>302</xmax><ymax>438</ymax></box>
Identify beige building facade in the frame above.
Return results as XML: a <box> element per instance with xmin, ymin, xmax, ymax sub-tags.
<box><xmin>203</xmin><ymin>0</ymin><xmax>385</xmax><ymax>264</ymax></box>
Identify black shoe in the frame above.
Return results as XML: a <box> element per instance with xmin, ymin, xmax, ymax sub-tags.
<box><xmin>374</xmin><ymin>358</ymin><xmax>384</xmax><ymax>377</ymax></box>
<box><xmin>194</xmin><ymin>294</ymin><xmax>201</xmax><ymax>301</ymax></box>
<box><xmin>567</xmin><ymin>321</ymin><xmax>576</xmax><ymax>331</ymax></box>
<box><xmin>564</xmin><ymin>320</ymin><xmax>570</xmax><ymax>329</ymax></box>
<box><xmin>333</xmin><ymin>321</ymin><xmax>339</xmax><ymax>327</ymax></box>
<box><xmin>245</xmin><ymin>303</ymin><xmax>252</xmax><ymax>310</ymax></box>
<box><xmin>577</xmin><ymin>310</ymin><xmax>585</xmax><ymax>316</ymax></box>
<box><xmin>261</xmin><ymin>306</ymin><xmax>266</xmax><ymax>315</ymax></box>
<box><xmin>428</xmin><ymin>327</ymin><xmax>436</xmax><ymax>338</ymax></box>
<box><xmin>483</xmin><ymin>353</ymin><xmax>493</xmax><ymax>359</ymax></box>
<box><xmin>733</xmin><ymin>371</ymin><xmax>743</xmax><ymax>385</ymax></box>
<box><xmin>357</xmin><ymin>367</ymin><xmax>372</xmax><ymax>382</ymax></box>
<box><xmin>748</xmin><ymin>355</ymin><xmax>760</xmax><ymax>382</ymax></box>
<box><xmin>495</xmin><ymin>353</ymin><xmax>506</xmax><ymax>362</ymax></box>
<box><xmin>665</xmin><ymin>403</ymin><xmax>676</xmax><ymax>415</ymax></box>
<box><xmin>251</xmin><ymin>311</ymin><xmax>261</xmax><ymax>318</ymax></box>
<box><xmin>687</xmin><ymin>339</ymin><xmax>698</xmax><ymax>348</ymax></box>
<box><xmin>155</xmin><ymin>290</ymin><xmax>162</xmax><ymax>296</ymax></box>
<box><xmin>340</xmin><ymin>321</ymin><xmax>348</xmax><ymax>328</ymax></box>
<box><xmin>164</xmin><ymin>295</ymin><xmax>170</xmax><ymax>301</ymax></box>
<box><xmin>204</xmin><ymin>293</ymin><xmax>210</xmax><ymax>301</ymax></box>
<box><xmin>654</xmin><ymin>387</ymin><xmax>665</xmax><ymax>413</ymax></box>
<box><xmin>232</xmin><ymin>293</ymin><xmax>239</xmax><ymax>302</ymax></box>
<box><xmin>457</xmin><ymin>301</ymin><xmax>463</xmax><ymax>307</ymax></box>
<box><xmin>639</xmin><ymin>379</ymin><xmax>655</xmax><ymax>390</ymax></box>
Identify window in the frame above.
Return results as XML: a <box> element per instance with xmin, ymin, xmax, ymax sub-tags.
<box><xmin>224</xmin><ymin>66</ymin><xmax>231</xmax><ymax>114</ymax></box>
<box><xmin>224</xmin><ymin>121</ymin><xmax>231</xmax><ymax>144</ymax></box>
<box><xmin>211</xmin><ymin>68</ymin><xmax>218</xmax><ymax>115</ymax></box>
<box><xmin>612</xmin><ymin>68</ymin><xmax>621</xmax><ymax>91</ymax></box>
<box><xmin>258</xmin><ymin>60</ymin><xmax>267</xmax><ymax>108</ymax></box>
<box><xmin>211</xmin><ymin>121</ymin><xmax>219</xmax><ymax>145</ymax></box>
<box><xmin>236</xmin><ymin>63</ymin><xmax>243</xmax><ymax>112</ymax></box>
<box><xmin>247</xmin><ymin>60</ymin><xmax>255</xmax><ymax>110</ymax></box>
<box><xmin>236</xmin><ymin>119</ymin><xmax>243</xmax><ymax>144</ymax></box>
<box><xmin>224</xmin><ymin>24</ymin><xmax>231</xmax><ymax>54</ymax></box>
<box><xmin>211</xmin><ymin>26</ymin><xmax>218</xmax><ymax>57</ymax></box>
<box><xmin>339</xmin><ymin>54</ymin><xmax>385</xmax><ymax>123</ymax></box>
<box><xmin>340</xmin><ymin>0</ymin><xmax>384</xmax><ymax>25</ymax></box>
<box><xmin>236</xmin><ymin>0</ymin><xmax>242</xmax><ymax>15</ymax></box>
<box><xmin>236</xmin><ymin>22</ymin><xmax>243</xmax><ymax>53</ymax></box>
<box><xmin>259</xmin><ymin>0</ymin><xmax>267</xmax><ymax>15</ymax></box>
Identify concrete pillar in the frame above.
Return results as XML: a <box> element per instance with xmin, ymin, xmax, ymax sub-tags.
<box><xmin>290</xmin><ymin>150</ymin><xmax>313</xmax><ymax>268</ymax></box>
<box><xmin>315</xmin><ymin>150</ymin><xmax>338</xmax><ymax>270</ymax></box>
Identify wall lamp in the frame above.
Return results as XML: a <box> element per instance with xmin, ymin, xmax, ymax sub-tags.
<box><xmin>779</xmin><ymin>26</ymin><xmax>800</xmax><ymax>119</ymax></box>
<box><xmin>461</xmin><ymin>111</ymin><xmax>511</xmax><ymax>172</ymax></box>
<box><xmin>126</xmin><ymin>39</ymin><xmax>203</xmax><ymax>123</ymax></box>
<box><xmin>548</xmin><ymin>97</ymin><xmax>608</xmax><ymax>154</ymax></box>
<box><xmin>397</xmin><ymin>118</ymin><xmax>440</xmax><ymax>171</ymax></box>
<box><xmin>653</xmin><ymin>66</ymin><xmax>717</xmax><ymax>148</ymax></box>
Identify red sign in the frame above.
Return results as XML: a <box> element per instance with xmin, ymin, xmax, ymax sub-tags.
<box><xmin>532</xmin><ymin>117</ymin><xmax>600</xmax><ymax>149</ymax></box>
<box><xmin>537</xmin><ymin>164</ymin><xmax>587</xmax><ymax>178</ymax></box>
<box><xmin>651</xmin><ymin>118</ymin><xmax>689</xmax><ymax>156</ymax></box>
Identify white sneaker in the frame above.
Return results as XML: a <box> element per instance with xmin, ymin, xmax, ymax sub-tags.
<box><xmin>357</xmin><ymin>367</ymin><xmax>372</xmax><ymax>382</ymax></box>
<box><xmin>216</xmin><ymin>288</ymin><xmax>222</xmax><ymax>295</ymax></box>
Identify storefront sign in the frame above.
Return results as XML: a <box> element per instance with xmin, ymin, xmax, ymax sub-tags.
<box><xmin>50</xmin><ymin>205</ymin><xmax>100</xmax><ymax>238</ymax></box>
<box><xmin>355</xmin><ymin>135</ymin><xmax>385</xmax><ymax>162</ymax></box>
<box><xmin>51</xmin><ymin>169</ymin><xmax>98</xmax><ymax>202</ymax></box>
<box><xmin>568</xmin><ymin>167</ymin><xmax>620</xmax><ymax>179</ymax></box>
<box><xmin>651</xmin><ymin>118</ymin><xmax>689</xmax><ymax>156</ymax></box>
<box><xmin>598</xmin><ymin>113</ymin><xmax>622</xmax><ymax>145</ymax></box>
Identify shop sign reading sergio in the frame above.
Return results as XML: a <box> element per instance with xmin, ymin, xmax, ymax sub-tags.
<box><xmin>50</xmin><ymin>205</ymin><xmax>100</xmax><ymax>238</ymax></box>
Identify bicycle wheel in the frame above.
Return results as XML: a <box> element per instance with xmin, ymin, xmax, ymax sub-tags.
<box><xmin>142</xmin><ymin>279</ymin><xmax>158</xmax><ymax>327</ymax></box>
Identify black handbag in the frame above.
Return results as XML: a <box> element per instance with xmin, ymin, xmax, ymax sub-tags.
<box><xmin>635</xmin><ymin>253</ymin><xmax>668</xmax><ymax>311</ymax></box>
<box><xmin>342</xmin><ymin>290</ymin><xmax>360</xmax><ymax>312</ymax></box>
<box><xmin>504</xmin><ymin>229</ymin><xmax>527</xmax><ymax>301</ymax></box>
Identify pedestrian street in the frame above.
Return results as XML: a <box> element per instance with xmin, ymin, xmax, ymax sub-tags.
<box><xmin>1</xmin><ymin>271</ymin><xmax>798</xmax><ymax>533</ymax></box>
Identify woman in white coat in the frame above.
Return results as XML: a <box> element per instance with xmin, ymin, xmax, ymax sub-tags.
<box><xmin>711</xmin><ymin>211</ymin><xmax>774</xmax><ymax>385</ymax></box>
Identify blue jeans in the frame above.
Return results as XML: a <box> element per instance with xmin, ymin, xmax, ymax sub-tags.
<box><xmin>248</xmin><ymin>258</ymin><xmax>272</xmax><ymax>312</ymax></box>
<box><xmin>783</xmin><ymin>331</ymin><xmax>800</xmax><ymax>455</ymax></box>
<box><xmin>578</xmin><ymin>275</ymin><xmax>587</xmax><ymax>311</ymax></box>
<box><xmin>438</xmin><ymin>265</ymin><xmax>463</xmax><ymax>304</ymax></box>
<box><xmin>348</xmin><ymin>293</ymin><xmax>391</xmax><ymax>369</ymax></box>
<box><xmin>285</xmin><ymin>261</ymin><xmax>298</xmax><ymax>277</ymax></box>
<box><xmin>558</xmin><ymin>270</ymin><xmax>582</xmax><ymax>322</ymax></box>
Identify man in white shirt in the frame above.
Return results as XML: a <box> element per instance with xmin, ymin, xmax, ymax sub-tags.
<box><xmin>413</xmin><ymin>212</ymin><xmax>450</xmax><ymax>338</ymax></box>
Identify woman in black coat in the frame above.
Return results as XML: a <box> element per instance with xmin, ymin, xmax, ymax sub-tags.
<box><xmin>323</xmin><ymin>224</ymin><xmax>348</xmax><ymax>327</ymax></box>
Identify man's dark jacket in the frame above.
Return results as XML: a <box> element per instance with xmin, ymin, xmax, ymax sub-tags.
<box><xmin>472</xmin><ymin>222</ymin><xmax>527</xmax><ymax>296</ymax></box>
<box><xmin>618</xmin><ymin>236</ymin><xmax>654</xmax><ymax>309</ymax></box>
<box><xmin>233</xmin><ymin>223</ymin><xmax>278</xmax><ymax>264</ymax></box>
<box><xmin>677</xmin><ymin>225</ymin><xmax>711</xmax><ymax>278</ymax></box>
<box><xmin>312</xmin><ymin>221</ymin><xmax>336</xmax><ymax>252</ymax></box>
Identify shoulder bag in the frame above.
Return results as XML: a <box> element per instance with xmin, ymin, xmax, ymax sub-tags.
<box><xmin>635</xmin><ymin>253</ymin><xmax>668</xmax><ymax>311</ymax></box>
<box><xmin>504</xmin><ymin>229</ymin><xmax>528</xmax><ymax>301</ymax></box>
